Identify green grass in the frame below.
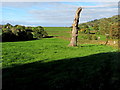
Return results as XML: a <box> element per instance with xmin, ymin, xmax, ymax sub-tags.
<box><xmin>2</xmin><ymin>27</ymin><xmax>120</xmax><ymax>90</ymax></box>
<box><xmin>44</xmin><ymin>27</ymin><xmax>107</xmax><ymax>41</ymax></box>
<box><xmin>44</xmin><ymin>27</ymin><xmax>71</xmax><ymax>37</ymax></box>
<box><xmin>2</xmin><ymin>38</ymin><xmax>117</xmax><ymax>68</ymax></box>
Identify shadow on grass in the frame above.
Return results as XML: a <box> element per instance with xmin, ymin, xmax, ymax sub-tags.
<box><xmin>2</xmin><ymin>52</ymin><xmax>120</xmax><ymax>90</ymax></box>
<box><xmin>43</xmin><ymin>36</ymin><xmax>57</xmax><ymax>38</ymax></box>
<box><xmin>1</xmin><ymin>38</ymin><xmax>37</xmax><ymax>42</ymax></box>
<box><xmin>1</xmin><ymin>35</ymin><xmax>57</xmax><ymax>43</ymax></box>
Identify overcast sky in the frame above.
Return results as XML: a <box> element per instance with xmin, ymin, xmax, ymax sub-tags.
<box><xmin>1</xmin><ymin>2</ymin><xmax>118</xmax><ymax>27</ymax></box>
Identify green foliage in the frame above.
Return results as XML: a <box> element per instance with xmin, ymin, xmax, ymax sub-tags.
<box><xmin>16</xmin><ymin>25</ymin><xmax>25</xmax><ymax>30</ymax></box>
<box><xmin>79</xmin><ymin>24</ymin><xmax>90</xmax><ymax>34</ymax></box>
<box><xmin>32</xmin><ymin>26</ymin><xmax>48</xmax><ymax>39</ymax></box>
<box><xmin>2</xmin><ymin>23</ymin><xmax>13</xmax><ymax>28</ymax></box>
<box><xmin>79</xmin><ymin>15</ymin><xmax>119</xmax><ymax>39</ymax></box>
<box><xmin>92</xmin><ymin>23</ymin><xmax>99</xmax><ymax>31</ymax></box>
<box><xmin>1</xmin><ymin>24</ymin><xmax>48</xmax><ymax>42</ymax></box>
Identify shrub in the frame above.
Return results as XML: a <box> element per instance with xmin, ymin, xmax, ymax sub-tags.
<box><xmin>1</xmin><ymin>24</ymin><xmax>48</xmax><ymax>42</ymax></box>
<box><xmin>32</xmin><ymin>26</ymin><xmax>48</xmax><ymax>39</ymax></box>
<box><xmin>2</xmin><ymin>31</ymin><xmax>17</xmax><ymax>42</ymax></box>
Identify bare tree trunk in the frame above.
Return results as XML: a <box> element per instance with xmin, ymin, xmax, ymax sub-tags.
<box><xmin>68</xmin><ymin>7</ymin><xmax>82</xmax><ymax>46</ymax></box>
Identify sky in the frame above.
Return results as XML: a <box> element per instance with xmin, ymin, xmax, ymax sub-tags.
<box><xmin>0</xmin><ymin>1</ymin><xmax>119</xmax><ymax>27</ymax></box>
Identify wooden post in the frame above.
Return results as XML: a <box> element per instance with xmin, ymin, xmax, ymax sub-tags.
<box><xmin>68</xmin><ymin>7</ymin><xmax>82</xmax><ymax>46</ymax></box>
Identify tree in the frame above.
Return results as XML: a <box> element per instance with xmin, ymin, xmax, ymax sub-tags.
<box><xmin>68</xmin><ymin>7</ymin><xmax>82</xmax><ymax>46</ymax></box>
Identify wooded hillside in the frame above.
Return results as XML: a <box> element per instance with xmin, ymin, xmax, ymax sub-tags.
<box><xmin>79</xmin><ymin>15</ymin><xmax>119</xmax><ymax>39</ymax></box>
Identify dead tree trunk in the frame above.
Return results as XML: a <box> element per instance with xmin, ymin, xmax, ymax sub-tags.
<box><xmin>68</xmin><ymin>7</ymin><xmax>82</xmax><ymax>46</ymax></box>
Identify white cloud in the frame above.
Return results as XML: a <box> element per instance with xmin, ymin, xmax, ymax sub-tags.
<box><xmin>82</xmin><ymin>2</ymin><xmax>118</xmax><ymax>9</ymax></box>
<box><xmin>26</xmin><ymin>2</ymin><xmax>78</xmax><ymax>26</ymax></box>
<box><xmin>27</xmin><ymin>2</ymin><xmax>118</xmax><ymax>25</ymax></box>
<box><xmin>1</xmin><ymin>2</ymin><xmax>118</xmax><ymax>26</ymax></box>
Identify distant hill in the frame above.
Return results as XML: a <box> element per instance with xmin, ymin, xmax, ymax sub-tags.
<box><xmin>79</xmin><ymin>15</ymin><xmax>119</xmax><ymax>27</ymax></box>
<box><xmin>78</xmin><ymin>15</ymin><xmax>119</xmax><ymax>39</ymax></box>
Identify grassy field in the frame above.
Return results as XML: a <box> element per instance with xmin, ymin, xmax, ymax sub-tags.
<box><xmin>44</xmin><ymin>27</ymin><xmax>107</xmax><ymax>40</ymax></box>
<box><xmin>2</xmin><ymin>38</ymin><xmax>117</xmax><ymax>68</ymax></box>
<box><xmin>44</xmin><ymin>27</ymin><xmax>118</xmax><ymax>47</ymax></box>
<box><xmin>2</xmin><ymin>27</ymin><xmax>120</xmax><ymax>90</ymax></box>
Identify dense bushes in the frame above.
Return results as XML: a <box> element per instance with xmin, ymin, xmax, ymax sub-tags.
<box><xmin>1</xmin><ymin>23</ymin><xmax>48</xmax><ymax>42</ymax></box>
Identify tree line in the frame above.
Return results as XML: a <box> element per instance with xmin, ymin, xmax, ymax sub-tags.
<box><xmin>0</xmin><ymin>23</ymin><xmax>48</xmax><ymax>42</ymax></box>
